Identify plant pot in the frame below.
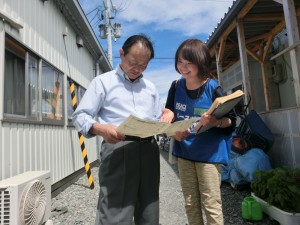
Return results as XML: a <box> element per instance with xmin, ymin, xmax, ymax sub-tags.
<box><xmin>251</xmin><ymin>193</ymin><xmax>300</xmax><ymax>225</ymax></box>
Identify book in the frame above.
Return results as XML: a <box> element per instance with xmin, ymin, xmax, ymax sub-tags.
<box><xmin>117</xmin><ymin>115</ymin><xmax>199</xmax><ymax>138</ymax></box>
<box><xmin>195</xmin><ymin>90</ymin><xmax>244</xmax><ymax>134</ymax></box>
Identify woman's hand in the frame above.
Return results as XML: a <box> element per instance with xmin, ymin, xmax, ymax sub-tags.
<box><xmin>173</xmin><ymin>129</ymin><xmax>190</xmax><ymax>141</ymax></box>
<box><xmin>160</xmin><ymin>108</ymin><xmax>174</xmax><ymax>123</ymax></box>
<box><xmin>199</xmin><ymin>112</ymin><xmax>230</xmax><ymax>128</ymax></box>
<box><xmin>199</xmin><ymin>112</ymin><xmax>219</xmax><ymax>127</ymax></box>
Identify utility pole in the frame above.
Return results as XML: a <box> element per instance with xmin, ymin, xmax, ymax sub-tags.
<box><xmin>105</xmin><ymin>0</ymin><xmax>113</xmax><ymax>66</ymax></box>
<box><xmin>99</xmin><ymin>0</ymin><xmax>121</xmax><ymax>67</ymax></box>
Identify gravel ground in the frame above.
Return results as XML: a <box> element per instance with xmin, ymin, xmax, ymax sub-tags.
<box><xmin>50</xmin><ymin>149</ymin><xmax>279</xmax><ymax>225</ymax></box>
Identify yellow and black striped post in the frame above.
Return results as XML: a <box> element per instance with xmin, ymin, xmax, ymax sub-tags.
<box><xmin>69</xmin><ymin>80</ymin><xmax>95</xmax><ymax>189</ymax></box>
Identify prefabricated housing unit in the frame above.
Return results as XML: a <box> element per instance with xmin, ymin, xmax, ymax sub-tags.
<box><xmin>0</xmin><ymin>0</ymin><xmax>112</xmax><ymax>187</ymax></box>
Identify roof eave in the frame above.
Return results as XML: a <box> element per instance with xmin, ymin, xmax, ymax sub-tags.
<box><xmin>206</xmin><ymin>0</ymin><xmax>248</xmax><ymax>48</ymax></box>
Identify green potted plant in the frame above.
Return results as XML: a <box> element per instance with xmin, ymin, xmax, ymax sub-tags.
<box><xmin>251</xmin><ymin>168</ymin><xmax>300</xmax><ymax>225</ymax></box>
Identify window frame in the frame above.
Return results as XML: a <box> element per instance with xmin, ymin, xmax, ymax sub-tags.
<box><xmin>3</xmin><ymin>34</ymin><xmax>65</xmax><ymax>126</ymax></box>
<box><xmin>66</xmin><ymin>78</ymin><xmax>86</xmax><ymax>126</ymax></box>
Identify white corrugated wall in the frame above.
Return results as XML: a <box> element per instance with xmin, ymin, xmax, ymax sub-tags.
<box><xmin>0</xmin><ymin>0</ymin><xmax>102</xmax><ymax>183</ymax></box>
<box><xmin>261</xmin><ymin>109</ymin><xmax>300</xmax><ymax>169</ymax></box>
<box><xmin>0</xmin><ymin>122</ymin><xmax>98</xmax><ymax>184</ymax></box>
<box><xmin>2</xmin><ymin>0</ymin><xmax>94</xmax><ymax>88</ymax></box>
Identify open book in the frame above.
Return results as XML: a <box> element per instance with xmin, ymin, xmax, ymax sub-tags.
<box><xmin>195</xmin><ymin>90</ymin><xmax>244</xmax><ymax>134</ymax></box>
<box><xmin>117</xmin><ymin>115</ymin><xmax>199</xmax><ymax>138</ymax></box>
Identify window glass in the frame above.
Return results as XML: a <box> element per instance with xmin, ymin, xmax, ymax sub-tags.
<box><xmin>4</xmin><ymin>50</ymin><xmax>26</xmax><ymax>115</ymax></box>
<box><xmin>41</xmin><ymin>61</ymin><xmax>64</xmax><ymax>120</ymax></box>
<box><xmin>67</xmin><ymin>79</ymin><xmax>86</xmax><ymax>121</ymax></box>
<box><xmin>77</xmin><ymin>86</ymin><xmax>86</xmax><ymax>102</ymax></box>
<box><xmin>67</xmin><ymin>82</ymin><xmax>75</xmax><ymax>121</ymax></box>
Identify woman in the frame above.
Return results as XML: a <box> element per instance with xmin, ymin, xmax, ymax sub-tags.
<box><xmin>165</xmin><ymin>39</ymin><xmax>236</xmax><ymax>225</ymax></box>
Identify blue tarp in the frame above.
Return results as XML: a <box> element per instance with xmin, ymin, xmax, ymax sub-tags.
<box><xmin>222</xmin><ymin>148</ymin><xmax>272</xmax><ymax>185</ymax></box>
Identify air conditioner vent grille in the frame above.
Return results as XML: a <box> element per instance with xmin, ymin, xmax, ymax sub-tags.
<box><xmin>0</xmin><ymin>189</ymin><xmax>11</xmax><ymax>225</ymax></box>
<box><xmin>0</xmin><ymin>171</ymin><xmax>51</xmax><ymax>225</ymax></box>
<box><xmin>20</xmin><ymin>180</ymin><xmax>47</xmax><ymax>225</ymax></box>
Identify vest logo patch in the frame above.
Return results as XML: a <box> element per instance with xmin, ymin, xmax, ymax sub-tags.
<box><xmin>194</xmin><ymin>108</ymin><xmax>207</xmax><ymax>116</ymax></box>
<box><xmin>175</xmin><ymin>102</ymin><xmax>186</xmax><ymax>112</ymax></box>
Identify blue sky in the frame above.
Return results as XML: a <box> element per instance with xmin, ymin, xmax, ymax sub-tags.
<box><xmin>78</xmin><ymin>0</ymin><xmax>234</xmax><ymax>104</ymax></box>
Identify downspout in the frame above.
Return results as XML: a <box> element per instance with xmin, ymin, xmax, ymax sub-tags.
<box><xmin>95</xmin><ymin>55</ymin><xmax>104</xmax><ymax>77</ymax></box>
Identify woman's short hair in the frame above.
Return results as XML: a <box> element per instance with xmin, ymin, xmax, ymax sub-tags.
<box><xmin>175</xmin><ymin>39</ymin><xmax>211</xmax><ymax>79</ymax></box>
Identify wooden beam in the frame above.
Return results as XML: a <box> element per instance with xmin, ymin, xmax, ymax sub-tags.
<box><xmin>215</xmin><ymin>48</ymin><xmax>222</xmax><ymax>85</ymax></box>
<box><xmin>237</xmin><ymin>19</ymin><xmax>252</xmax><ymax>109</ymax></box>
<box><xmin>270</xmin><ymin>41</ymin><xmax>300</xmax><ymax>60</ymax></box>
<box><xmin>246</xmin><ymin>48</ymin><xmax>262</xmax><ymax>63</ymax></box>
<box><xmin>210</xmin><ymin>46</ymin><xmax>216</xmax><ymax>58</ymax></box>
<box><xmin>249</xmin><ymin>41</ymin><xmax>261</xmax><ymax>52</ymax></box>
<box><xmin>212</xmin><ymin>0</ymin><xmax>257</xmax><ymax>76</ymax></box>
<box><xmin>283</xmin><ymin>0</ymin><xmax>300</xmax><ymax>106</ymax></box>
<box><xmin>270</xmin><ymin>20</ymin><xmax>286</xmax><ymax>35</ymax></box>
<box><xmin>238</xmin><ymin>0</ymin><xmax>258</xmax><ymax>19</ymax></box>
<box><xmin>227</xmin><ymin>38</ymin><xmax>238</xmax><ymax>49</ymax></box>
<box><xmin>246</xmin><ymin>32</ymin><xmax>271</xmax><ymax>44</ymax></box>
<box><xmin>212</xmin><ymin>1</ymin><xmax>257</xmax><ymax>57</ymax></box>
<box><xmin>223</xmin><ymin>19</ymin><xmax>237</xmax><ymax>38</ymax></box>
<box><xmin>263</xmin><ymin>35</ymin><xmax>275</xmax><ymax>61</ymax></box>
<box><xmin>217</xmin><ymin>37</ymin><xmax>226</xmax><ymax>63</ymax></box>
<box><xmin>244</xmin><ymin>17</ymin><xmax>285</xmax><ymax>62</ymax></box>
<box><xmin>260</xmin><ymin>62</ymin><xmax>271</xmax><ymax>111</ymax></box>
<box><xmin>244</xmin><ymin>13</ymin><xmax>283</xmax><ymax>22</ymax></box>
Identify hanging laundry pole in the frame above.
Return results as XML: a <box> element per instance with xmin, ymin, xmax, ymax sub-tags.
<box><xmin>69</xmin><ymin>81</ymin><xmax>95</xmax><ymax>189</ymax></box>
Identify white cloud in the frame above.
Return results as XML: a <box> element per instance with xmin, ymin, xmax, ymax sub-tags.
<box><xmin>113</xmin><ymin>0</ymin><xmax>234</xmax><ymax>36</ymax></box>
<box><xmin>80</xmin><ymin>0</ymin><xmax>234</xmax><ymax>36</ymax></box>
<box><xmin>79</xmin><ymin>0</ymin><xmax>234</xmax><ymax>103</ymax></box>
<box><xmin>143</xmin><ymin>65</ymin><xmax>181</xmax><ymax>104</ymax></box>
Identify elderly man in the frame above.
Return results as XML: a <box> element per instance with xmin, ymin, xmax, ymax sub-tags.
<box><xmin>72</xmin><ymin>34</ymin><xmax>173</xmax><ymax>225</ymax></box>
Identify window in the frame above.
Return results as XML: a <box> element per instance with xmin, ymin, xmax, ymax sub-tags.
<box><xmin>4</xmin><ymin>35</ymin><xmax>64</xmax><ymax>124</ymax></box>
<box><xmin>4</xmin><ymin>50</ymin><xmax>26</xmax><ymax>115</ymax></box>
<box><xmin>41</xmin><ymin>61</ymin><xmax>63</xmax><ymax>121</ymax></box>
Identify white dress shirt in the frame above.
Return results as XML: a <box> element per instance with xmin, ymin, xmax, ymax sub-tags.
<box><xmin>72</xmin><ymin>65</ymin><xmax>162</xmax><ymax>138</ymax></box>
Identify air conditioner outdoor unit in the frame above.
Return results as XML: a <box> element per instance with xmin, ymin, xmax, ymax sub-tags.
<box><xmin>0</xmin><ymin>171</ymin><xmax>51</xmax><ymax>225</ymax></box>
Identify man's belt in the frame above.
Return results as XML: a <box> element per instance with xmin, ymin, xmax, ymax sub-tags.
<box><xmin>124</xmin><ymin>135</ymin><xmax>154</xmax><ymax>142</ymax></box>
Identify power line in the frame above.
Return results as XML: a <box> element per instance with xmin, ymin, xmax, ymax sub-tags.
<box><xmin>193</xmin><ymin>0</ymin><xmax>233</xmax><ymax>1</ymax></box>
<box><xmin>86</xmin><ymin>6</ymin><xmax>101</xmax><ymax>16</ymax></box>
<box><xmin>113</xmin><ymin>56</ymin><xmax>174</xmax><ymax>60</ymax></box>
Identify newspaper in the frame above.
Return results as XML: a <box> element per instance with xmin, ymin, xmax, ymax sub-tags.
<box><xmin>117</xmin><ymin>115</ymin><xmax>199</xmax><ymax>138</ymax></box>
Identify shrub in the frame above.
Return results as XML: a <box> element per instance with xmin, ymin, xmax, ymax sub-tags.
<box><xmin>251</xmin><ymin>168</ymin><xmax>300</xmax><ymax>213</ymax></box>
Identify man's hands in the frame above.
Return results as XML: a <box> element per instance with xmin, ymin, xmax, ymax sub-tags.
<box><xmin>89</xmin><ymin>109</ymin><xmax>176</xmax><ymax>144</ymax></box>
<box><xmin>161</xmin><ymin>108</ymin><xmax>190</xmax><ymax>141</ymax></box>
<box><xmin>89</xmin><ymin>123</ymin><xmax>125</xmax><ymax>144</ymax></box>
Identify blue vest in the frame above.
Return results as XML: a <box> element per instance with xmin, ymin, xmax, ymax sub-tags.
<box><xmin>172</xmin><ymin>78</ymin><xmax>231</xmax><ymax>164</ymax></box>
